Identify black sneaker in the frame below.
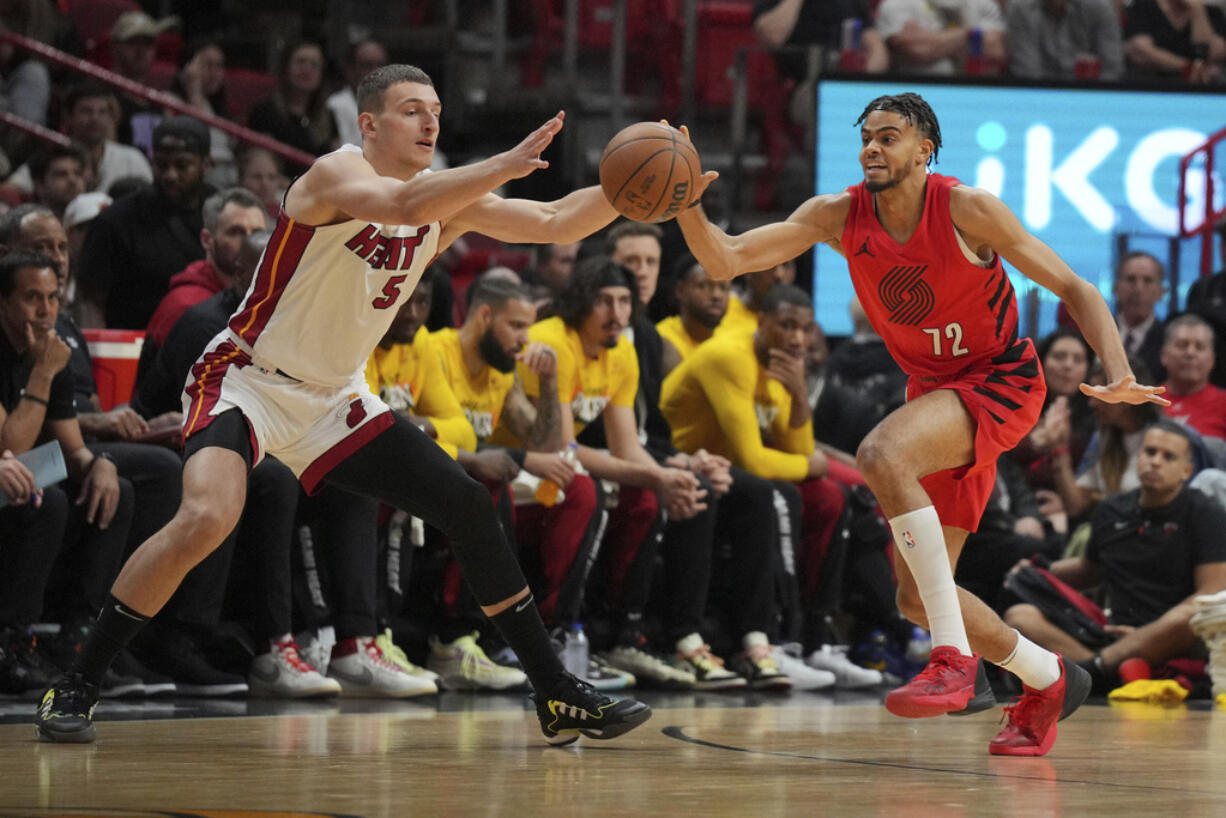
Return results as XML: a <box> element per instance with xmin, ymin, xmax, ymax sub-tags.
<box><xmin>36</xmin><ymin>673</ymin><xmax>100</xmax><ymax>743</ymax></box>
<box><xmin>113</xmin><ymin>649</ymin><xmax>176</xmax><ymax>697</ymax></box>
<box><xmin>947</xmin><ymin>657</ymin><xmax>997</xmax><ymax>717</ymax></box>
<box><xmin>533</xmin><ymin>671</ymin><xmax>652</xmax><ymax>746</ymax></box>
<box><xmin>135</xmin><ymin>631</ymin><xmax>248</xmax><ymax>697</ymax></box>
<box><xmin>0</xmin><ymin>628</ymin><xmax>58</xmax><ymax>696</ymax></box>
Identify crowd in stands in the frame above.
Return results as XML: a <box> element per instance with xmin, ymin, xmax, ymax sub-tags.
<box><xmin>0</xmin><ymin>0</ymin><xmax>1223</xmax><ymax>704</ymax></box>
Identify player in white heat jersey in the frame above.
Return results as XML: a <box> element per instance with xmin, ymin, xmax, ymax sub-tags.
<box><xmin>38</xmin><ymin>65</ymin><xmax>654</xmax><ymax>747</ymax></box>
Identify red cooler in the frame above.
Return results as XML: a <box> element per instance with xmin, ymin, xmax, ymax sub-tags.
<box><xmin>83</xmin><ymin>329</ymin><xmax>145</xmax><ymax>410</ymax></box>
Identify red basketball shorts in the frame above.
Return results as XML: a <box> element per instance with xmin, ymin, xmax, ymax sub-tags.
<box><xmin>905</xmin><ymin>339</ymin><xmax>1046</xmax><ymax>531</ymax></box>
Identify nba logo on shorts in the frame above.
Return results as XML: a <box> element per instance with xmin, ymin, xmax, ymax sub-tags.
<box><xmin>902</xmin><ymin>530</ymin><xmax>916</xmax><ymax>549</ymax></box>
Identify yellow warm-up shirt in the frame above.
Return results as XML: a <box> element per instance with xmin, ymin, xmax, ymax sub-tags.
<box><xmin>660</xmin><ymin>330</ymin><xmax>814</xmax><ymax>482</ymax></box>
<box><xmin>365</xmin><ymin>326</ymin><xmax>476</xmax><ymax>459</ymax></box>
<box><xmin>503</xmin><ymin>315</ymin><xmax>638</xmax><ymax>443</ymax></box>
<box><xmin>655</xmin><ymin>315</ymin><xmax>705</xmax><ymax>361</ymax></box>
<box><xmin>713</xmin><ymin>293</ymin><xmax>758</xmax><ymax>337</ymax></box>
<box><xmin>430</xmin><ymin>327</ymin><xmax>515</xmax><ymax>443</ymax></box>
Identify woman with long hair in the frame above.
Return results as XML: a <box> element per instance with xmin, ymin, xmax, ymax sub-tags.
<box><xmin>246</xmin><ymin>39</ymin><xmax>337</xmax><ymax>159</ymax></box>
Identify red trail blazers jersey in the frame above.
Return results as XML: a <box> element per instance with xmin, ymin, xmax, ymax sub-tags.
<box><xmin>841</xmin><ymin>173</ymin><xmax>1028</xmax><ymax>380</ymax></box>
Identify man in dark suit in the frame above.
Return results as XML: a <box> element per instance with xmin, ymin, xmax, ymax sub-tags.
<box><xmin>1114</xmin><ymin>251</ymin><xmax>1167</xmax><ymax>383</ymax></box>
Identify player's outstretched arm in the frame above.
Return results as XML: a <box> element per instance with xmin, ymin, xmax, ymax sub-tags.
<box><xmin>676</xmin><ymin>191</ymin><xmax>847</xmax><ymax>282</ymax></box>
<box><xmin>950</xmin><ymin>186</ymin><xmax>1168</xmax><ymax>406</ymax></box>
<box><xmin>440</xmin><ymin>184</ymin><xmax>620</xmax><ymax>250</ymax></box>
<box><xmin>290</xmin><ymin>113</ymin><xmax>566</xmax><ymax>228</ymax></box>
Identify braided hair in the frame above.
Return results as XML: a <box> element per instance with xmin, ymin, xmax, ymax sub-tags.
<box><xmin>855</xmin><ymin>93</ymin><xmax>942</xmax><ymax>166</ymax></box>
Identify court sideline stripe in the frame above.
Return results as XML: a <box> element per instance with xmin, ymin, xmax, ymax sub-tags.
<box><xmin>661</xmin><ymin>726</ymin><xmax>1222</xmax><ymax>795</ymax></box>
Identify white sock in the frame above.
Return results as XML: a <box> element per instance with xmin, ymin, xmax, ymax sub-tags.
<box><xmin>888</xmin><ymin>506</ymin><xmax>971</xmax><ymax>656</ymax></box>
<box><xmin>997</xmin><ymin>630</ymin><xmax>1061</xmax><ymax>690</ymax></box>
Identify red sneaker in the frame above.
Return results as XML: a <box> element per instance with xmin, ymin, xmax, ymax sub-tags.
<box><xmin>884</xmin><ymin>645</ymin><xmax>981</xmax><ymax>718</ymax></box>
<box><xmin>989</xmin><ymin>655</ymin><xmax>1091</xmax><ymax>757</ymax></box>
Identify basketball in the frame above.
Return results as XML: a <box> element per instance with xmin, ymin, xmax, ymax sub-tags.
<box><xmin>599</xmin><ymin>122</ymin><xmax>701</xmax><ymax>223</ymax></box>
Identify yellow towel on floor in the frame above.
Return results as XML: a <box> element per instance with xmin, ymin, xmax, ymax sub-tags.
<box><xmin>1216</xmin><ymin>693</ymin><xmax>1226</xmax><ymax>708</ymax></box>
<box><xmin>1107</xmin><ymin>679</ymin><xmax>1189</xmax><ymax>703</ymax></box>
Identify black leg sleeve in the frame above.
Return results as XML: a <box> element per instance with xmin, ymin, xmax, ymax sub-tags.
<box><xmin>321</xmin><ymin>414</ymin><xmax>528</xmax><ymax>606</ymax></box>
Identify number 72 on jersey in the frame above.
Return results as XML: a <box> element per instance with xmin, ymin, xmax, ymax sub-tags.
<box><xmin>922</xmin><ymin>322</ymin><xmax>969</xmax><ymax>358</ymax></box>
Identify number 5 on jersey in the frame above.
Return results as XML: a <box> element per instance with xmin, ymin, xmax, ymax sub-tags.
<box><xmin>372</xmin><ymin>274</ymin><xmax>408</xmax><ymax>310</ymax></box>
<box><xmin>923</xmin><ymin>322</ymin><xmax>969</xmax><ymax>358</ymax></box>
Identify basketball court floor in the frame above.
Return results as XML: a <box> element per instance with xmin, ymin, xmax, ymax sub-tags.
<box><xmin>1</xmin><ymin>689</ymin><xmax>1221</xmax><ymax>816</ymax></box>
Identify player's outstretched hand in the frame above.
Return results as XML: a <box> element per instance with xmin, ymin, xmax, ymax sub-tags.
<box><xmin>501</xmin><ymin>111</ymin><xmax>565</xmax><ymax>179</ymax></box>
<box><xmin>661</xmin><ymin>120</ymin><xmax>719</xmax><ymax>207</ymax></box>
<box><xmin>1079</xmin><ymin>375</ymin><xmax>1170</xmax><ymax>406</ymax></box>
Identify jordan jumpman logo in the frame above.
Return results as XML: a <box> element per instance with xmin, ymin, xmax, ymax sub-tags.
<box><xmin>855</xmin><ymin>238</ymin><xmax>874</xmax><ymax>258</ymax></box>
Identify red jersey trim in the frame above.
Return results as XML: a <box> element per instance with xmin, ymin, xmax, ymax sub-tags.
<box><xmin>229</xmin><ymin>211</ymin><xmax>314</xmax><ymax>347</ymax></box>
<box><xmin>182</xmin><ymin>340</ymin><xmax>252</xmax><ymax>441</ymax></box>
<box><xmin>299</xmin><ymin>410</ymin><xmax>395</xmax><ymax>494</ymax></box>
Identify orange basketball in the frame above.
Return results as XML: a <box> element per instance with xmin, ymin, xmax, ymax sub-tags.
<box><xmin>599</xmin><ymin>122</ymin><xmax>701</xmax><ymax>223</ymax></box>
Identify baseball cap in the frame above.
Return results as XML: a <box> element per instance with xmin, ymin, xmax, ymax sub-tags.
<box><xmin>63</xmin><ymin>192</ymin><xmax>113</xmax><ymax>230</ymax></box>
<box><xmin>111</xmin><ymin>11</ymin><xmax>179</xmax><ymax>43</ymax></box>
<box><xmin>152</xmin><ymin>116</ymin><xmax>211</xmax><ymax>156</ymax></box>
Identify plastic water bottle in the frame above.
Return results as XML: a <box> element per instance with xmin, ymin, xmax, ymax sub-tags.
<box><xmin>562</xmin><ymin>623</ymin><xmax>589</xmax><ymax>678</ymax></box>
<box><xmin>534</xmin><ymin>442</ymin><xmax>578</xmax><ymax>507</ymax></box>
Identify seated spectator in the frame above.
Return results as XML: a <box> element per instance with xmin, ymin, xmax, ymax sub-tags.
<box><xmin>2</xmin><ymin>83</ymin><xmax>152</xmax><ymax>197</ymax></box>
<box><xmin>1010</xmin><ymin>327</ymin><xmax>1095</xmax><ymax>519</ymax></box>
<box><xmin>806</xmin><ymin>320</ymin><xmax>878</xmax><ymax>458</ymax></box>
<box><xmin>1160</xmin><ymin>314</ymin><xmax>1226</xmax><ymax>440</ymax></box>
<box><xmin>0</xmin><ymin>4</ymin><xmax>52</xmax><ymax>138</ymax></box>
<box><xmin>753</xmin><ymin>0</ymin><xmax>888</xmax><ymax>123</ymax></box>
<box><xmin>521</xmin><ymin>241</ymin><xmax>580</xmax><ymax>315</ymax></box>
<box><xmin>0</xmin><ymin>252</ymin><xmax>134</xmax><ymax>695</ymax></box>
<box><xmin>824</xmin><ymin>295</ymin><xmax>908</xmax><ymax>428</ymax></box>
<box><xmin>1006</xmin><ymin>0</ymin><xmax>1124</xmax><ymax>80</ymax></box>
<box><xmin>1005</xmin><ymin>420</ymin><xmax>1226</xmax><ymax>693</ymax></box>
<box><xmin>876</xmin><ymin>0</ymin><xmax>1007</xmax><ymax>76</ymax></box>
<box><xmin>1115</xmin><ymin>251</ymin><xmax>1167</xmax><ymax>383</ymax></box>
<box><xmin>236</xmin><ymin>146</ymin><xmax>289</xmax><ymax>220</ymax></box>
<box><xmin>1184</xmin><ymin>219</ymin><xmax>1226</xmax><ymax>387</ymax></box>
<box><xmin>139</xmin><ymin>187</ymin><xmax>268</xmax><ymax>378</ymax></box>
<box><xmin>247</xmin><ymin>40</ymin><xmax>337</xmax><ymax>160</ymax></box>
<box><xmin>1124</xmin><ymin>0</ymin><xmax>1226</xmax><ymax>83</ymax></box>
<box><xmin>169</xmin><ymin>39</ymin><xmax>237</xmax><ymax>187</ymax></box>
<box><xmin>1053</xmin><ymin>358</ymin><xmax>1161</xmax><ymax>521</ymax></box>
<box><xmin>106</xmin><ymin>11</ymin><xmax>178</xmax><ymax>152</ymax></box>
<box><xmin>25</xmin><ymin>145</ymin><xmax>89</xmax><ymax>225</ymax></box>
<box><xmin>656</xmin><ymin>253</ymin><xmax>730</xmax><ymax>375</ymax></box>
<box><xmin>327</xmin><ymin>38</ymin><xmax>388</xmax><ymax>148</ymax></box>
<box><xmin>715</xmin><ymin>259</ymin><xmax>796</xmax><ymax>337</ymax></box>
<box><xmin>0</xmin><ymin>202</ymin><xmax>181</xmax><ymax>550</ymax></box>
<box><xmin>60</xmin><ymin>192</ymin><xmax>110</xmax><ymax>315</ymax></box>
<box><xmin>503</xmin><ymin>257</ymin><xmax>707</xmax><ymax>689</ymax></box>
<box><xmin>76</xmin><ymin>116</ymin><xmax>214</xmax><ymax>329</ymax></box>
<box><xmin>661</xmin><ymin>284</ymin><xmax>883</xmax><ymax>688</ymax></box>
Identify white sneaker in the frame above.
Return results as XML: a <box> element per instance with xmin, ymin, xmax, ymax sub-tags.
<box><xmin>375</xmin><ymin>628</ymin><xmax>440</xmax><ymax>683</ymax></box>
<box><xmin>805</xmin><ymin>644</ymin><xmax>884</xmax><ymax>689</ymax></box>
<box><xmin>327</xmin><ymin>636</ymin><xmax>438</xmax><ymax>697</ymax></box>
<box><xmin>601</xmin><ymin>638</ymin><xmax>695</xmax><ymax>690</ymax></box>
<box><xmin>427</xmin><ymin>633</ymin><xmax>529</xmax><ymax>691</ymax></box>
<box><xmin>295</xmin><ymin>628</ymin><xmax>334</xmax><ymax>675</ymax></box>
<box><xmin>772</xmin><ymin>643</ymin><xmax>836</xmax><ymax>691</ymax></box>
<box><xmin>248</xmin><ymin>636</ymin><xmax>342</xmax><ymax>698</ymax></box>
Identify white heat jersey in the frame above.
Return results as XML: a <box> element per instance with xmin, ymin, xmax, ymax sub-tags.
<box><xmin>226</xmin><ymin>148</ymin><xmax>440</xmax><ymax>388</ymax></box>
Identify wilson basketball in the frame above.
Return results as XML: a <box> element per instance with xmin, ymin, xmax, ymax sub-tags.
<box><xmin>599</xmin><ymin>122</ymin><xmax>701</xmax><ymax>223</ymax></box>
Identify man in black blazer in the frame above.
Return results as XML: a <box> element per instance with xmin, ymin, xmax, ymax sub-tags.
<box><xmin>1114</xmin><ymin>251</ymin><xmax>1167</xmax><ymax>383</ymax></box>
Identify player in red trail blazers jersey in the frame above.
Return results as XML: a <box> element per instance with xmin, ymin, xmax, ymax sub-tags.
<box><xmin>675</xmin><ymin>93</ymin><xmax>1168</xmax><ymax>756</ymax></box>
<box><xmin>36</xmin><ymin>64</ymin><xmax>653</xmax><ymax>748</ymax></box>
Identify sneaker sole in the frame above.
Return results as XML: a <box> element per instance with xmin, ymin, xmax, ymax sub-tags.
<box><xmin>947</xmin><ymin>662</ymin><xmax>996</xmax><ymax>717</ymax></box>
<box><xmin>749</xmin><ymin>678</ymin><xmax>795</xmax><ymax>692</ymax></box>
<box><xmin>36</xmin><ymin>723</ymin><xmax>96</xmax><ymax>743</ymax></box>
<box><xmin>332</xmin><ymin>680</ymin><xmax>438</xmax><ymax>698</ymax></box>
<box><xmin>885</xmin><ymin>684</ymin><xmax>976</xmax><ymax>718</ymax></box>
<box><xmin>100</xmin><ymin>682</ymin><xmax>146</xmax><ymax>699</ymax></box>
<box><xmin>174</xmin><ymin>683</ymin><xmax>249</xmax><ymax>697</ymax></box>
<box><xmin>694</xmin><ymin>678</ymin><xmax>749</xmax><ymax>692</ymax></box>
<box><xmin>248</xmin><ymin>683</ymin><xmax>343</xmax><ymax>699</ymax></box>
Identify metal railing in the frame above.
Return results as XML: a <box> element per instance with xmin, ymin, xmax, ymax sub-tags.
<box><xmin>1177</xmin><ymin>123</ymin><xmax>1226</xmax><ymax>278</ymax></box>
<box><xmin>0</xmin><ymin>30</ymin><xmax>317</xmax><ymax>169</ymax></box>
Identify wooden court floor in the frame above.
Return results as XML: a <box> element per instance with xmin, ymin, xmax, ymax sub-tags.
<box><xmin>0</xmin><ymin>691</ymin><xmax>1222</xmax><ymax>817</ymax></box>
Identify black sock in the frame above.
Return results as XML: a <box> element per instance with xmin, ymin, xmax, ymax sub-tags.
<box><xmin>488</xmin><ymin>594</ymin><xmax>564</xmax><ymax>693</ymax></box>
<box><xmin>72</xmin><ymin>595</ymin><xmax>150</xmax><ymax>685</ymax></box>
